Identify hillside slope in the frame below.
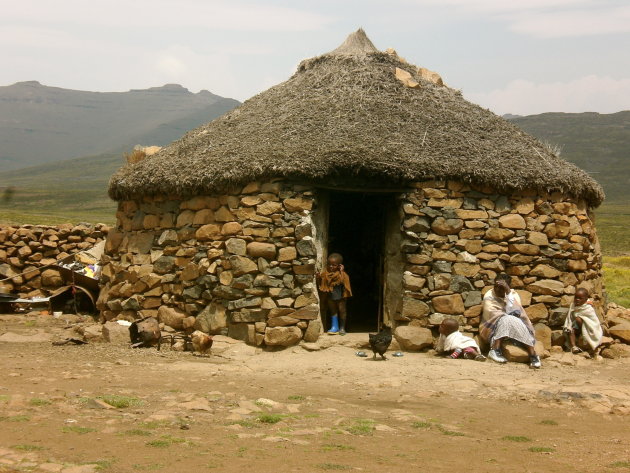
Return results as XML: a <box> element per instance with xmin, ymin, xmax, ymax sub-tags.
<box><xmin>0</xmin><ymin>81</ymin><xmax>239</xmax><ymax>171</ymax></box>
<box><xmin>509</xmin><ymin>111</ymin><xmax>630</xmax><ymax>203</ymax></box>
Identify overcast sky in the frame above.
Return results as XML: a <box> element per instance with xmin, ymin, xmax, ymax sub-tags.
<box><xmin>1</xmin><ymin>0</ymin><xmax>629</xmax><ymax>115</ymax></box>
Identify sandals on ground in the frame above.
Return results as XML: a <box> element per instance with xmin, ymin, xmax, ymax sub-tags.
<box><xmin>571</xmin><ymin>346</ymin><xmax>583</xmax><ymax>354</ymax></box>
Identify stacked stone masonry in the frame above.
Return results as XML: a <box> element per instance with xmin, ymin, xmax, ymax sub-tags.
<box><xmin>0</xmin><ymin>223</ymin><xmax>109</xmax><ymax>297</ymax></box>
<box><xmin>98</xmin><ymin>181</ymin><xmax>322</xmax><ymax>347</ymax></box>
<box><xmin>398</xmin><ymin>180</ymin><xmax>603</xmax><ymax>344</ymax></box>
<box><xmin>98</xmin><ymin>179</ymin><xmax>604</xmax><ymax>348</ymax></box>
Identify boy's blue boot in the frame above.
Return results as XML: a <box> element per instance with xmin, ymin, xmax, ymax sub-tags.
<box><xmin>328</xmin><ymin>315</ymin><xmax>339</xmax><ymax>334</ymax></box>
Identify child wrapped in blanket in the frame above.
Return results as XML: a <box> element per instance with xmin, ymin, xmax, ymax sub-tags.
<box><xmin>563</xmin><ymin>287</ymin><xmax>603</xmax><ymax>355</ymax></box>
<box><xmin>436</xmin><ymin>318</ymin><xmax>486</xmax><ymax>361</ymax></box>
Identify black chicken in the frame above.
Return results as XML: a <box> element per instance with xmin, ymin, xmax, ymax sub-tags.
<box><xmin>369</xmin><ymin>326</ymin><xmax>392</xmax><ymax>360</ymax></box>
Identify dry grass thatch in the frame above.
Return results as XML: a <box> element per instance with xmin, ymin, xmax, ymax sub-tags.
<box><xmin>109</xmin><ymin>29</ymin><xmax>604</xmax><ymax>206</ymax></box>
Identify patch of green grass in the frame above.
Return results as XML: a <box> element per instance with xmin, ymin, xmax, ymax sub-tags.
<box><xmin>287</xmin><ymin>395</ymin><xmax>305</xmax><ymax>401</ymax></box>
<box><xmin>528</xmin><ymin>446</ymin><xmax>556</xmax><ymax>453</ymax></box>
<box><xmin>302</xmin><ymin>414</ymin><xmax>320</xmax><ymax>419</ymax></box>
<box><xmin>321</xmin><ymin>444</ymin><xmax>356</xmax><ymax>452</ymax></box>
<box><xmin>411</xmin><ymin>421</ymin><xmax>432</xmax><ymax>429</ymax></box>
<box><xmin>597</xmin><ymin>204</ymin><xmax>630</xmax><ymax>257</ymax></box>
<box><xmin>121</xmin><ymin>429</ymin><xmax>153</xmax><ymax>437</ymax></box>
<box><xmin>95</xmin><ymin>395</ymin><xmax>142</xmax><ymax>409</ymax></box>
<box><xmin>146</xmin><ymin>435</ymin><xmax>187</xmax><ymax>448</ymax></box>
<box><xmin>539</xmin><ymin>419</ymin><xmax>558</xmax><ymax>425</ymax></box>
<box><xmin>0</xmin><ymin>395</ymin><xmax>9</xmax><ymax>402</ymax></box>
<box><xmin>346</xmin><ymin>418</ymin><xmax>375</xmax><ymax>436</ymax></box>
<box><xmin>502</xmin><ymin>435</ymin><xmax>532</xmax><ymax>443</ymax></box>
<box><xmin>235</xmin><ymin>446</ymin><xmax>247</xmax><ymax>458</ymax></box>
<box><xmin>132</xmin><ymin>463</ymin><xmax>165</xmax><ymax>471</ymax></box>
<box><xmin>24</xmin><ymin>320</ymin><xmax>37</xmax><ymax>327</ymax></box>
<box><xmin>29</xmin><ymin>397</ymin><xmax>51</xmax><ymax>406</ymax></box>
<box><xmin>610</xmin><ymin>461</ymin><xmax>630</xmax><ymax>469</ymax></box>
<box><xmin>4</xmin><ymin>415</ymin><xmax>30</xmax><ymax>422</ymax></box>
<box><xmin>256</xmin><ymin>413</ymin><xmax>284</xmax><ymax>424</ymax></box>
<box><xmin>315</xmin><ymin>463</ymin><xmax>352</xmax><ymax>470</ymax></box>
<box><xmin>11</xmin><ymin>444</ymin><xmax>44</xmax><ymax>452</ymax></box>
<box><xmin>227</xmin><ymin>419</ymin><xmax>257</xmax><ymax>429</ymax></box>
<box><xmin>603</xmin><ymin>256</ymin><xmax>630</xmax><ymax>307</ymax></box>
<box><xmin>62</xmin><ymin>426</ymin><xmax>97</xmax><ymax>434</ymax></box>
<box><xmin>437</xmin><ymin>426</ymin><xmax>465</xmax><ymax>437</ymax></box>
<box><xmin>84</xmin><ymin>459</ymin><xmax>116</xmax><ymax>471</ymax></box>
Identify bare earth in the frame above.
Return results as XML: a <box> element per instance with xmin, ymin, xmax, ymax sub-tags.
<box><xmin>1</xmin><ymin>314</ymin><xmax>630</xmax><ymax>473</ymax></box>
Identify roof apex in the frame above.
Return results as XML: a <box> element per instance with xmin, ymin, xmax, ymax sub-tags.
<box><xmin>328</xmin><ymin>28</ymin><xmax>379</xmax><ymax>56</ymax></box>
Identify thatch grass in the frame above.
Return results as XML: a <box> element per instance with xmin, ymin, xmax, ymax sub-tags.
<box><xmin>108</xmin><ymin>30</ymin><xmax>603</xmax><ymax>207</ymax></box>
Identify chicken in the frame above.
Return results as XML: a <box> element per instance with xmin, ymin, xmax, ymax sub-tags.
<box><xmin>191</xmin><ymin>330</ymin><xmax>213</xmax><ymax>356</ymax></box>
<box><xmin>369</xmin><ymin>326</ymin><xmax>392</xmax><ymax>360</ymax></box>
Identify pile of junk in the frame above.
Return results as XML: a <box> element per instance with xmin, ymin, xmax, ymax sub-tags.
<box><xmin>0</xmin><ymin>241</ymin><xmax>104</xmax><ymax>315</ymax></box>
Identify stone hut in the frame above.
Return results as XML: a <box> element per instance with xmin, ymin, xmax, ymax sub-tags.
<box><xmin>99</xmin><ymin>30</ymin><xmax>605</xmax><ymax>348</ymax></box>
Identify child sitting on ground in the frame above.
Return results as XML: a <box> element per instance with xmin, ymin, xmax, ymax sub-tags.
<box><xmin>563</xmin><ymin>287</ymin><xmax>603</xmax><ymax>355</ymax></box>
<box><xmin>436</xmin><ymin>318</ymin><xmax>486</xmax><ymax>361</ymax></box>
<box><xmin>317</xmin><ymin>253</ymin><xmax>352</xmax><ymax>336</ymax></box>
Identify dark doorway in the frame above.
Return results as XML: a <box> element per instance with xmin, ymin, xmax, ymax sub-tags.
<box><xmin>326</xmin><ymin>191</ymin><xmax>392</xmax><ymax>332</ymax></box>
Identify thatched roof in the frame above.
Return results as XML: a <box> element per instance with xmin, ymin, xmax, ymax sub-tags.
<box><xmin>109</xmin><ymin>29</ymin><xmax>604</xmax><ymax>206</ymax></box>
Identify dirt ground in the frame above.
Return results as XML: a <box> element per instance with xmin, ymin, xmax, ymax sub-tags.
<box><xmin>1</xmin><ymin>314</ymin><xmax>630</xmax><ymax>473</ymax></box>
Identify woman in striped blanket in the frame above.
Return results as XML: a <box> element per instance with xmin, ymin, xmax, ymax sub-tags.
<box><xmin>480</xmin><ymin>273</ymin><xmax>541</xmax><ymax>369</ymax></box>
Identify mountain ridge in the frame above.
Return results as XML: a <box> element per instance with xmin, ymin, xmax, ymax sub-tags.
<box><xmin>0</xmin><ymin>81</ymin><xmax>240</xmax><ymax>171</ymax></box>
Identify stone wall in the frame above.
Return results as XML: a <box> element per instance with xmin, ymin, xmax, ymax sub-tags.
<box><xmin>0</xmin><ymin>223</ymin><xmax>109</xmax><ymax>297</ymax></box>
<box><xmin>98</xmin><ymin>180</ymin><xmax>322</xmax><ymax>346</ymax></box>
<box><xmin>396</xmin><ymin>180</ymin><xmax>603</xmax><ymax>345</ymax></box>
<box><xmin>99</xmin><ymin>178</ymin><xmax>603</xmax><ymax>349</ymax></box>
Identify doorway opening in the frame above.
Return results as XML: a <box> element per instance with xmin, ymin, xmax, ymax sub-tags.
<box><xmin>325</xmin><ymin>191</ymin><xmax>393</xmax><ymax>333</ymax></box>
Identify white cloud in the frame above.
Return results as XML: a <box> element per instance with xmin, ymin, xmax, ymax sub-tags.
<box><xmin>466</xmin><ymin>75</ymin><xmax>630</xmax><ymax>115</ymax></box>
<box><xmin>406</xmin><ymin>0</ymin><xmax>630</xmax><ymax>37</ymax></box>
<box><xmin>4</xmin><ymin>0</ymin><xmax>333</xmax><ymax>31</ymax></box>
<box><xmin>509</xmin><ymin>6</ymin><xmax>630</xmax><ymax>38</ymax></box>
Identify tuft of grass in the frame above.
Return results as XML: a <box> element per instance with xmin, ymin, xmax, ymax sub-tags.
<box><xmin>438</xmin><ymin>427</ymin><xmax>465</xmax><ymax>437</ymax></box>
<box><xmin>528</xmin><ymin>446</ymin><xmax>556</xmax><ymax>453</ymax></box>
<box><xmin>146</xmin><ymin>435</ymin><xmax>187</xmax><ymax>448</ymax></box>
<box><xmin>132</xmin><ymin>463</ymin><xmax>165</xmax><ymax>471</ymax></box>
<box><xmin>411</xmin><ymin>421</ymin><xmax>432</xmax><ymax>429</ymax></box>
<box><xmin>321</xmin><ymin>444</ymin><xmax>356</xmax><ymax>452</ymax></box>
<box><xmin>84</xmin><ymin>459</ymin><xmax>115</xmax><ymax>471</ymax></box>
<box><xmin>4</xmin><ymin>415</ymin><xmax>30</xmax><ymax>422</ymax></box>
<box><xmin>610</xmin><ymin>461</ymin><xmax>630</xmax><ymax>469</ymax></box>
<box><xmin>0</xmin><ymin>395</ymin><xmax>9</xmax><ymax>402</ymax></box>
<box><xmin>256</xmin><ymin>413</ymin><xmax>284</xmax><ymax>424</ymax></box>
<box><xmin>29</xmin><ymin>397</ymin><xmax>51</xmax><ymax>406</ymax></box>
<box><xmin>287</xmin><ymin>395</ymin><xmax>305</xmax><ymax>401</ymax></box>
<box><xmin>228</xmin><ymin>419</ymin><xmax>257</xmax><ymax>429</ymax></box>
<box><xmin>97</xmin><ymin>395</ymin><xmax>142</xmax><ymax>409</ymax></box>
<box><xmin>12</xmin><ymin>444</ymin><xmax>44</xmax><ymax>451</ymax></box>
<box><xmin>603</xmin><ymin>256</ymin><xmax>630</xmax><ymax>307</ymax></box>
<box><xmin>346</xmin><ymin>418</ymin><xmax>375</xmax><ymax>436</ymax></box>
<box><xmin>502</xmin><ymin>435</ymin><xmax>532</xmax><ymax>443</ymax></box>
<box><xmin>539</xmin><ymin>419</ymin><xmax>558</xmax><ymax>425</ymax></box>
<box><xmin>315</xmin><ymin>463</ymin><xmax>352</xmax><ymax>471</ymax></box>
<box><xmin>63</xmin><ymin>426</ymin><xmax>97</xmax><ymax>434</ymax></box>
<box><xmin>121</xmin><ymin>429</ymin><xmax>153</xmax><ymax>437</ymax></box>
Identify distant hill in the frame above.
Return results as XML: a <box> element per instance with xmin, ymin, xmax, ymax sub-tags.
<box><xmin>508</xmin><ymin>111</ymin><xmax>630</xmax><ymax>203</ymax></box>
<box><xmin>0</xmin><ymin>81</ymin><xmax>240</xmax><ymax>171</ymax></box>
<box><xmin>1</xmin><ymin>108</ymin><xmax>628</xmax><ymax>226</ymax></box>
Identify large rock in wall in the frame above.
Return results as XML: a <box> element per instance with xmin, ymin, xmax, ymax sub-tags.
<box><xmin>99</xmin><ymin>180</ymin><xmax>321</xmax><ymax>346</ymax></box>
<box><xmin>0</xmin><ymin>223</ymin><xmax>109</xmax><ymax>297</ymax></box>
<box><xmin>397</xmin><ymin>180</ymin><xmax>603</xmax><ymax>335</ymax></box>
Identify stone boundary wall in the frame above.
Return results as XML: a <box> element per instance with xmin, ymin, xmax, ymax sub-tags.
<box><xmin>396</xmin><ymin>180</ymin><xmax>603</xmax><ymax>347</ymax></box>
<box><xmin>0</xmin><ymin>223</ymin><xmax>109</xmax><ymax>297</ymax></box>
<box><xmin>98</xmin><ymin>180</ymin><xmax>322</xmax><ymax>347</ymax></box>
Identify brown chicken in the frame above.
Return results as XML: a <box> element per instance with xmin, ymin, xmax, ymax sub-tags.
<box><xmin>191</xmin><ymin>330</ymin><xmax>213</xmax><ymax>356</ymax></box>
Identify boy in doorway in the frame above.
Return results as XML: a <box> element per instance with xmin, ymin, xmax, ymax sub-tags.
<box><xmin>318</xmin><ymin>253</ymin><xmax>352</xmax><ymax>335</ymax></box>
